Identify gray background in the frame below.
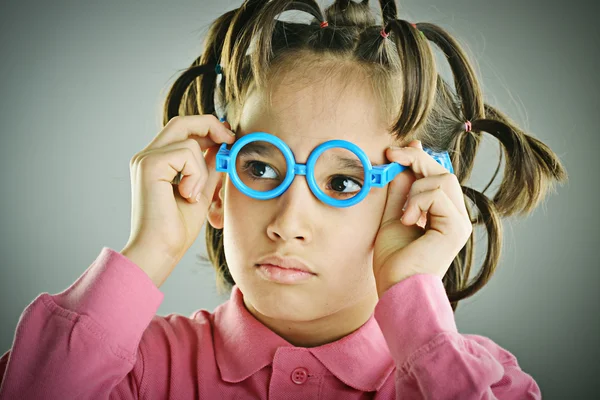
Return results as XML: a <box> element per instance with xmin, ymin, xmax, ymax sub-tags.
<box><xmin>0</xmin><ymin>0</ymin><xmax>597</xmax><ymax>398</ymax></box>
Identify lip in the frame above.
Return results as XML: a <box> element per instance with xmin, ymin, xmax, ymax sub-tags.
<box><xmin>256</xmin><ymin>264</ymin><xmax>315</xmax><ymax>284</ymax></box>
<box><xmin>255</xmin><ymin>255</ymin><xmax>316</xmax><ymax>275</ymax></box>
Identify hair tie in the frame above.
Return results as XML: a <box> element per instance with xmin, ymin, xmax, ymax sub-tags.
<box><xmin>381</xmin><ymin>22</ymin><xmax>425</xmax><ymax>40</ymax></box>
<box><xmin>465</xmin><ymin>120</ymin><xmax>472</xmax><ymax>132</ymax></box>
<box><xmin>411</xmin><ymin>22</ymin><xmax>426</xmax><ymax>38</ymax></box>
<box><xmin>215</xmin><ymin>63</ymin><xmax>222</xmax><ymax>75</ymax></box>
<box><xmin>320</xmin><ymin>20</ymin><xmax>328</xmax><ymax>28</ymax></box>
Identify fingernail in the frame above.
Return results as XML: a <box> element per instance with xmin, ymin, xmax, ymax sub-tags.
<box><xmin>190</xmin><ymin>180</ymin><xmax>201</xmax><ymax>201</ymax></box>
<box><xmin>227</xmin><ymin>129</ymin><xmax>236</xmax><ymax>136</ymax></box>
<box><xmin>402</xmin><ymin>198</ymin><xmax>408</xmax><ymax>211</ymax></box>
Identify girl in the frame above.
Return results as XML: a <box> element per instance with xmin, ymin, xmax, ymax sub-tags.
<box><xmin>0</xmin><ymin>0</ymin><xmax>566</xmax><ymax>398</ymax></box>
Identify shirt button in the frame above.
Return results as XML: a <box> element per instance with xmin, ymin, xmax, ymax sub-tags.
<box><xmin>291</xmin><ymin>367</ymin><xmax>309</xmax><ymax>384</ymax></box>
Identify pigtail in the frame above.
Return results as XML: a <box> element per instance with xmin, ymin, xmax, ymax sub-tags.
<box><xmin>161</xmin><ymin>6</ymin><xmax>244</xmax><ymax>293</ymax></box>
<box><xmin>380</xmin><ymin>18</ymin><xmax>437</xmax><ymax>136</ymax></box>
<box><xmin>322</xmin><ymin>0</ymin><xmax>373</xmax><ymax>27</ymax></box>
<box><xmin>477</xmin><ymin>104</ymin><xmax>568</xmax><ymax>215</ymax></box>
<box><xmin>415</xmin><ymin>22</ymin><xmax>567</xmax><ymax>310</ymax></box>
<box><xmin>221</xmin><ymin>0</ymin><xmax>269</xmax><ymax>106</ymax></box>
<box><xmin>418</xmin><ymin>23</ymin><xmax>485</xmax><ymax>183</ymax></box>
<box><xmin>162</xmin><ymin>8</ymin><xmax>238</xmax><ymax>125</ymax></box>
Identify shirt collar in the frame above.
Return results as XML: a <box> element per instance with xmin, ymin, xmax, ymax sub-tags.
<box><xmin>211</xmin><ymin>285</ymin><xmax>394</xmax><ymax>392</ymax></box>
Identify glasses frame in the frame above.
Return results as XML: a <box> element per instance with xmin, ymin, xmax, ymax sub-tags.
<box><xmin>216</xmin><ymin>132</ymin><xmax>454</xmax><ymax>208</ymax></box>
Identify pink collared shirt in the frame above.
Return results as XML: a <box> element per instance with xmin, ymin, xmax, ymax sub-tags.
<box><xmin>0</xmin><ymin>247</ymin><xmax>541</xmax><ymax>399</ymax></box>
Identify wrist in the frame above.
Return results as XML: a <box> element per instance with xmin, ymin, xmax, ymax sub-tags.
<box><xmin>120</xmin><ymin>245</ymin><xmax>178</xmax><ymax>288</ymax></box>
<box><xmin>376</xmin><ymin>272</ymin><xmax>417</xmax><ymax>298</ymax></box>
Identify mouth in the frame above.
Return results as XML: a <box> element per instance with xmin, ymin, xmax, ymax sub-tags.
<box><xmin>255</xmin><ymin>255</ymin><xmax>316</xmax><ymax>275</ymax></box>
<box><xmin>255</xmin><ymin>263</ymin><xmax>316</xmax><ymax>284</ymax></box>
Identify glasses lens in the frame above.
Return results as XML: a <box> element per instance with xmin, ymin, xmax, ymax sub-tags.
<box><xmin>235</xmin><ymin>141</ymin><xmax>287</xmax><ymax>193</ymax></box>
<box><xmin>313</xmin><ymin>147</ymin><xmax>364</xmax><ymax>202</ymax></box>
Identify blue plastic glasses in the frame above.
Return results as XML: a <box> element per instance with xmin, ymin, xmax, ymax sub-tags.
<box><xmin>216</xmin><ymin>132</ymin><xmax>454</xmax><ymax>208</ymax></box>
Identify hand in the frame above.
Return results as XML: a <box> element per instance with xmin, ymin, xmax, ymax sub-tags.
<box><xmin>121</xmin><ymin>115</ymin><xmax>236</xmax><ymax>287</ymax></box>
<box><xmin>373</xmin><ymin>140</ymin><xmax>472</xmax><ymax>297</ymax></box>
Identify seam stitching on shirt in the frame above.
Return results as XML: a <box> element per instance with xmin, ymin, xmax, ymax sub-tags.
<box><xmin>398</xmin><ymin>332</ymin><xmax>458</xmax><ymax>377</ymax></box>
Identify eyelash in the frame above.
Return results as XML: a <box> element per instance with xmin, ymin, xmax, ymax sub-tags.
<box><xmin>240</xmin><ymin>161</ymin><xmax>363</xmax><ymax>196</ymax></box>
<box><xmin>241</xmin><ymin>161</ymin><xmax>279</xmax><ymax>179</ymax></box>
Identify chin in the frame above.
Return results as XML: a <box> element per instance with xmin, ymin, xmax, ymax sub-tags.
<box><xmin>237</xmin><ymin>274</ymin><xmax>321</xmax><ymax>318</ymax></box>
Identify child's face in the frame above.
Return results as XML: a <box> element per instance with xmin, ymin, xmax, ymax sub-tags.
<box><xmin>208</xmin><ymin>71</ymin><xmax>405</xmax><ymax>328</ymax></box>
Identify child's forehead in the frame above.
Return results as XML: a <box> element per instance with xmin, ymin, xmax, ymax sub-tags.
<box><xmin>238</xmin><ymin>106</ymin><xmax>394</xmax><ymax>144</ymax></box>
<box><xmin>237</xmin><ymin>115</ymin><xmax>394</xmax><ymax>144</ymax></box>
<box><xmin>237</xmin><ymin>80</ymin><xmax>401</xmax><ymax>160</ymax></box>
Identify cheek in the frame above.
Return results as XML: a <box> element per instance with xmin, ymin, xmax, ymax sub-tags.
<box><xmin>357</xmin><ymin>188</ymin><xmax>387</xmax><ymax>228</ymax></box>
<box><xmin>222</xmin><ymin>179</ymin><xmax>270</xmax><ymax>247</ymax></box>
<box><xmin>223</xmin><ymin>179</ymin><xmax>257</xmax><ymax>232</ymax></box>
<box><xmin>323</xmin><ymin>213</ymin><xmax>378</xmax><ymax>285</ymax></box>
<box><xmin>370</xmin><ymin>186</ymin><xmax>389</xmax><ymax>208</ymax></box>
<box><xmin>222</xmin><ymin>182</ymin><xmax>261</xmax><ymax>274</ymax></box>
<box><xmin>329</xmin><ymin>199</ymin><xmax>384</xmax><ymax>249</ymax></box>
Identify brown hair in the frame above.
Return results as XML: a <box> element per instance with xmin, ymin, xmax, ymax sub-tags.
<box><xmin>162</xmin><ymin>0</ymin><xmax>568</xmax><ymax>311</ymax></box>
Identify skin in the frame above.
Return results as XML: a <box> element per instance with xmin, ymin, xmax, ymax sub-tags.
<box><xmin>207</xmin><ymin>67</ymin><xmax>414</xmax><ymax>348</ymax></box>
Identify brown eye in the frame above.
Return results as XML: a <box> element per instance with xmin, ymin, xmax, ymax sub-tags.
<box><xmin>328</xmin><ymin>176</ymin><xmax>362</xmax><ymax>195</ymax></box>
<box><xmin>242</xmin><ymin>161</ymin><xmax>278</xmax><ymax>179</ymax></box>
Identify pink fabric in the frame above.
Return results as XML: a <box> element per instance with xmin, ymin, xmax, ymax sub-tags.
<box><xmin>0</xmin><ymin>247</ymin><xmax>541</xmax><ymax>399</ymax></box>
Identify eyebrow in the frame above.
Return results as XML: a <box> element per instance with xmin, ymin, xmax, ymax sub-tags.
<box><xmin>237</xmin><ymin>142</ymin><xmax>277</xmax><ymax>157</ymax></box>
<box><xmin>237</xmin><ymin>142</ymin><xmax>381</xmax><ymax>168</ymax></box>
<box><xmin>334</xmin><ymin>155</ymin><xmax>381</xmax><ymax>169</ymax></box>
<box><xmin>331</xmin><ymin>155</ymin><xmax>371</xmax><ymax>175</ymax></box>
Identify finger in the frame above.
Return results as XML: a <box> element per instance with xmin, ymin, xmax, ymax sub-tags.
<box><xmin>416</xmin><ymin>212</ymin><xmax>428</xmax><ymax>229</ymax></box>
<box><xmin>145</xmin><ymin>115</ymin><xmax>236</xmax><ymax>152</ymax></box>
<box><xmin>381</xmin><ymin>158</ymin><xmax>417</xmax><ymax>224</ymax></box>
<box><xmin>159</xmin><ymin>138</ymin><xmax>210</xmax><ymax>203</ymax></box>
<box><xmin>405</xmin><ymin>173</ymin><xmax>468</xmax><ymax>217</ymax></box>
<box><xmin>401</xmin><ymin>186</ymin><xmax>460</xmax><ymax>232</ymax></box>
<box><xmin>386</xmin><ymin>141</ymin><xmax>449</xmax><ymax>180</ymax></box>
<box><xmin>380</xmin><ymin>140</ymin><xmax>425</xmax><ymax>224</ymax></box>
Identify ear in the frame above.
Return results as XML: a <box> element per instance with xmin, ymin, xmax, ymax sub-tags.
<box><xmin>207</xmin><ymin>175</ymin><xmax>225</xmax><ymax>229</ymax></box>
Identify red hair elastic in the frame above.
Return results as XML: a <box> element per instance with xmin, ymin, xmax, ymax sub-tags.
<box><xmin>319</xmin><ymin>20</ymin><xmax>421</xmax><ymax>39</ymax></box>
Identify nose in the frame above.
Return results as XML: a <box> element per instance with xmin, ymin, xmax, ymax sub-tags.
<box><xmin>266</xmin><ymin>176</ymin><xmax>316</xmax><ymax>243</ymax></box>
